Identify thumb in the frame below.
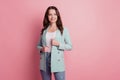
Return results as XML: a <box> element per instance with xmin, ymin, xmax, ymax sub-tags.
<box><xmin>46</xmin><ymin>46</ymin><xmax>49</xmax><ymax>48</ymax></box>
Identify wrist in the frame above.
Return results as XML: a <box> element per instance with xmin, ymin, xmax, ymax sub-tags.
<box><xmin>57</xmin><ymin>42</ymin><xmax>60</xmax><ymax>46</ymax></box>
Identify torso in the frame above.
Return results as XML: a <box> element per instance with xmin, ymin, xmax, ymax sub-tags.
<box><xmin>46</xmin><ymin>26</ymin><xmax>58</xmax><ymax>52</ymax></box>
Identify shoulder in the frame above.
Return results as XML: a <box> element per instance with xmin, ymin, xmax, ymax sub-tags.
<box><xmin>63</xmin><ymin>27</ymin><xmax>69</xmax><ymax>33</ymax></box>
<box><xmin>62</xmin><ymin>26</ymin><xmax>70</xmax><ymax>36</ymax></box>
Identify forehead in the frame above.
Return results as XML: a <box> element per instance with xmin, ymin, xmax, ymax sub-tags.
<box><xmin>48</xmin><ymin>9</ymin><xmax>56</xmax><ymax>14</ymax></box>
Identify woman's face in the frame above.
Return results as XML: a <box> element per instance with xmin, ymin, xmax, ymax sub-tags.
<box><xmin>48</xmin><ymin>9</ymin><xmax>58</xmax><ymax>24</ymax></box>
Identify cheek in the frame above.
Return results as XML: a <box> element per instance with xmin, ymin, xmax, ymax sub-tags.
<box><xmin>48</xmin><ymin>16</ymin><xmax>51</xmax><ymax>19</ymax></box>
<box><xmin>54</xmin><ymin>16</ymin><xmax>58</xmax><ymax>20</ymax></box>
<box><xmin>55</xmin><ymin>16</ymin><xmax>57</xmax><ymax>18</ymax></box>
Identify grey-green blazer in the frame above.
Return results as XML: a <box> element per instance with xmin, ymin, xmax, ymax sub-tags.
<box><xmin>37</xmin><ymin>27</ymin><xmax>72</xmax><ymax>72</ymax></box>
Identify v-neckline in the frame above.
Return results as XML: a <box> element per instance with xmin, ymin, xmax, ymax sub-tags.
<box><xmin>47</xmin><ymin>26</ymin><xmax>58</xmax><ymax>33</ymax></box>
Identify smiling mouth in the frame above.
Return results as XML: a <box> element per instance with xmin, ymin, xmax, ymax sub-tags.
<box><xmin>51</xmin><ymin>19</ymin><xmax>56</xmax><ymax>20</ymax></box>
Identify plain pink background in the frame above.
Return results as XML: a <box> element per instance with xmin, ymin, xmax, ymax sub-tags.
<box><xmin>0</xmin><ymin>0</ymin><xmax>120</xmax><ymax>80</ymax></box>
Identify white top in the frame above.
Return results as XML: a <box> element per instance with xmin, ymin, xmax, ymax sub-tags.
<box><xmin>46</xmin><ymin>31</ymin><xmax>56</xmax><ymax>52</ymax></box>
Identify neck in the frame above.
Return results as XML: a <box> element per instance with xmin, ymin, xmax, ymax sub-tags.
<box><xmin>49</xmin><ymin>23</ymin><xmax>57</xmax><ymax>28</ymax></box>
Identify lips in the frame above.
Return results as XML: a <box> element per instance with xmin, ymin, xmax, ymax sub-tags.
<box><xmin>51</xmin><ymin>18</ymin><xmax>56</xmax><ymax>20</ymax></box>
<box><xmin>51</xmin><ymin>18</ymin><xmax>56</xmax><ymax>21</ymax></box>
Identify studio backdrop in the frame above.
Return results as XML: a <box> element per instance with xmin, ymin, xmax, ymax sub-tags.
<box><xmin>0</xmin><ymin>0</ymin><xmax>120</xmax><ymax>80</ymax></box>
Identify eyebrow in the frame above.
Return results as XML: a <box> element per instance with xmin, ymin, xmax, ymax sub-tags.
<box><xmin>48</xmin><ymin>13</ymin><xmax>57</xmax><ymax>14</ymax></box>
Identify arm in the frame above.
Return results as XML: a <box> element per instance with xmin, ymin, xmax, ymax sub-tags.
<box><xmin>58</xmin><ymin>28</ymin><xmax>72</xmax><ymax>50</ymax></box>
<box><xmin>37</xmin><ymin>35</ymin><xmax>43</xmax><ymax>53</ymax></box>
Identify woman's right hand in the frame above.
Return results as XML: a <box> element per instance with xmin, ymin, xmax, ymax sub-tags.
<box><xmin>41</xmin><ymin>46</ymin><xmax>49</xmax><ymax>52</ymax></box>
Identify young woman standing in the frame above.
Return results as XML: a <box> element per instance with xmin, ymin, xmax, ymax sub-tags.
<box><xmin>37</xmin><ymin>6</ymin><xmax>72</xmax><ymax>80</ymax></box>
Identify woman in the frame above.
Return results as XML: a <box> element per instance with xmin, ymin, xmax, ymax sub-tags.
<box><xmin>37</xmin><ymin>6</ymin><xmax>72</xmax><ymax>80</ymax></box>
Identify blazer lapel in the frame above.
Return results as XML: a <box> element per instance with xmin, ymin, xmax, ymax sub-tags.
<box><xmin>42</xmin><ymin>26</ymin><xmax>61</xmax><ymax>46</ymax></box>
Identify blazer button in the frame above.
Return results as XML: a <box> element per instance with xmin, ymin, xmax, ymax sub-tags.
<box><xmin>58</xmin><ymin>59</ymin><xmax>60</xmax><ymax>61</ymax></box>
<box><xmin>58</xmin><ymin>52</ymin><xmax>60</xmax><ymax>54</ymax></box>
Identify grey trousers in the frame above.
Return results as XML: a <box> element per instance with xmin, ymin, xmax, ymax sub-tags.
<box><xmin>40</xmin><ymin>52</ymin><xmax>65</xmax><ymax>80</ymax></box>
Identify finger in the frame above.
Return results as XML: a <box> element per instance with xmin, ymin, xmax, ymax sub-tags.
<box><xmin>52</xmin><ymin>39</ymin><xmax>55</xmax><ymax>41</ymax></box>
<box><xmin>46</xmin><ymin>46</ymin><xmax>49</xmax><ymax>48</ymax></box>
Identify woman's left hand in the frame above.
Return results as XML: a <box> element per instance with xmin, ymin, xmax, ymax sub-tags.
<box><xmin>51</xmin><ymin>39</ymin><xmax>60</xmax><ymax>46</ymax></box>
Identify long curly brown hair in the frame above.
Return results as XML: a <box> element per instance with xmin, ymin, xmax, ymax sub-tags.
<box><xmin>41</xmin><ymin>6</ymin><xmax>63</xmax><ymax>35</ymax></box>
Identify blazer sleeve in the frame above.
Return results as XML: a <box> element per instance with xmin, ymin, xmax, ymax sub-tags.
<box><xmin>37</xmin><ymin>35</ymin><xmax>43</xmax><ymax>54</ymax></box>
<box><xmin>58</xmin><ymin>28</ymin><xmax>72</xmax><ymax>50</ymax></box>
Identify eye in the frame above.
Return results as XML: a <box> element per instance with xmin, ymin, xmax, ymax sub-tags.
<box><xmin>54</xmin><ymin>13</ymin><xmax>57</xmax><ymax>15</ymax></box>
<box><xmin>48</xmin><ymin>14</ymin><xmax>52</xmax><ymax>16</ymax></box>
